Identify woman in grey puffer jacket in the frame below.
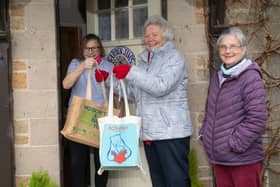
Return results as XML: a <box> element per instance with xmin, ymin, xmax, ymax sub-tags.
<box><xmin>113</xmin><ymin>15</ymin><xmax>192</xmax><ymax>187</ymax></box>
<box><xmin>199</xmin><ymin>27</ymin><xmax>267</xmax><ymax>187</ymax></box>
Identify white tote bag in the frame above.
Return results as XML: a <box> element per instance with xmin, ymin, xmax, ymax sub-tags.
<box><xmin>97</xmin><ymin>75</ymin><xmax>143</xmax><ymax>175</ymax></box>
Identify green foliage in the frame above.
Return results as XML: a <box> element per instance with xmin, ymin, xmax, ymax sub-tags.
<box><xmin>189</xmin><ymin>148</ymin><xmax>204</xmax><ymax>187</ymax></box>
<box><xmin>20</xmin><ymin>170</ymin><xmax>58</xmax><ymax>187</ymax></box>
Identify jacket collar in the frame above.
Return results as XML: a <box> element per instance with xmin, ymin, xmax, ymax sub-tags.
<box><xmin>139</xmin><ymin>41</ymin><xmax>174</xmax><ymax>64</ymax></box>
<box><xmin>217</xmin><ymin>60</ymin><xmax>262</xmax><ymax>87</ymax></box>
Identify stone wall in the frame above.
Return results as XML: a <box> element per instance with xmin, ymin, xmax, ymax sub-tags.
<box><xmin>10</xmin><ymin>0</ymin><xmax>60</xmax><ymax>186</ymax></box>
<box><xmin>225</xmin><ymin>1</ymin><xmax>280</xmax><ymax>186</ymax></box>
<box><xmin>8</xmin><ymin>0</ymin><xmax>280</xmax><ymax>187</ymax></box>
<box><xmin>168</xmin><ymin>0</ymin><xmax>212</xmax><ymax>186</ymax></box>
<box><xmin>168</xmin><ymin>0</ymin><xmax>280</xmax><ymax>186</ymax></box>
<box><xmin>10</xmin><ymin>0</ymin><xmax>213</xmax><ymax>186</ymax></box>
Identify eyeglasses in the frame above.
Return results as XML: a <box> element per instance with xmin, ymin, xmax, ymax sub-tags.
<box><xmin>218</xmin><ymin>45</ymin><xmax>243</xmax><ymax>51</ymax></box>
<box><xmin>84</xmin><ymin>46</ymin><xmax>100</xmax><ymax>51</ymax></box>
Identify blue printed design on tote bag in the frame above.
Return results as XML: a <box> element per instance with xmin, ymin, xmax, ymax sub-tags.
<box><xmin>101</xmin><ymin>123</ymin><xmax>139</xmax><ymax>167</ymax></box>
<box><xmin>107</xmin><ymin>134</ymin><xmax>132</xmax><ymax>163</ymax></box>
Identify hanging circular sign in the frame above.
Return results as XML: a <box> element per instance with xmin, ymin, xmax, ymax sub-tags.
<box><xmin>107</xmin><ymin>46</ymin><xmax>136</xmax><ymax>66</ymax></box>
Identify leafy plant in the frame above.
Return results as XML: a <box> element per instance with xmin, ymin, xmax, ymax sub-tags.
<box><xmin>189</xmin><ymin>148</ymin><xmax>204</xmax><ymax>187</ymax></box>
<box><xmin>20</xmin><ymin>170</ymin><xmax>58</xmax><ymax>187</ymax></box>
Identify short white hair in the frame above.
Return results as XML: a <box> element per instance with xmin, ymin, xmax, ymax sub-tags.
<box><xmin>217</xmin><ymin>27</ymin><xmax>247</xmax><ymax>48</ymax></box>
<box><xmin>144</xmin><ymin>15</ymin><xmax>174</xmax><ymax>42</ymax></box>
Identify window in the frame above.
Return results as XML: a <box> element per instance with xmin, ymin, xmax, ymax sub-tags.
<box><xmin>96</xmin><ymin>0</ymin><xmax>148</xmax><ymax>41</ymax></box>
<box><xmin>87</xmin><ymin>0</ymin><xmax>162</xmax><ymax>46</ymax></box>
<box><xmin>209</xmin><ymin>0</ymin><xmax>227</xmax><ymax>72</ymax></box>
<box><xmin>0</xmin><ymin>0</ymin><xmax>8</xmax><ymax>33</ymax></box>
<box><xmin>209</xmin><ymin>0</ymin><xmax>227</xmax><ymax>37</ymax></box>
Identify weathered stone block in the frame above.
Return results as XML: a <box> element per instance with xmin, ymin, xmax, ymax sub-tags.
<box><xmin>188</xmin><ymin>82</ymin><xmax>208</xmax><ymax>112</ymax></box>
<box><xmin>196</xmin><ymin>68</ymin><xmax>209</xmax><ymax>81</ymax></box>
<box><xmin>13</xmin><ymin>91</ymin><xmax>58</xmax><ymax>118</ymax></box>
<box><xmin>174</xmin><ymin>25</ymin><xmax>209</xmax><ymax>54</ymax></box>
<box><xmin>168</xmin><ymin>0</ymin><xmax>195</xmax><ymax>25</ymax></box>
<box><xmin>13</xmin><ymin>60</ymin><xmax>27</xmax><ymax>71</ymax></box>
<box><xmin>190</xmin><ymin>112</ymin><xmax>205</xmax><ymax>138</ymax></box>
<box><xmin>197</xmin><ymin>111</ymin><xmax>205</xmax><ymax>124</ymax></box>
<box><xmin>30</xmin><ymin>118</ymin><xmax>58</xmax><ymax>145</ymax></box>
<box><xmin>268</xmin><ymin>163</ymin><xmax>280</xmax><ymax>187</ymax></box>
<box><xmin>185</xmin><ymin>54</ymin><xmax>209</xmax><ymax>84</ymax></box>
<box><xmin>10</xmin><ymin>17</ymin><xmax>24</xmax><ymax>30</ymax></box>
<box><xmin>16</xmin><ymin>176</ymin><xmax>29</xmax><ymax>187</ymax></box>
<box><xmin>195</xmin><ymin>112</ymin><xmax>205</xmax><ymax>137</ymax></box>
<box><xmin>195</xmin><ymin>0</ymin><xmax>207</xmax><ymax>9</ymax></box>
<box><xmin>11</xmin><ymin>31</ymin><xmax>56</xmax><ymax>60</ymax></box>
<box><xmin>201</xmin><ymin>178</ymin><xmax>214</xmax><ymax>187</ymax></box>
<box><xmin>25</xmin><ymin>3</ymin><xmax>55</xmax><ymax>31</ymax></box>
<box><xmin>14</xmin><ymin>120</ymin><xmax>28</xmax><ymax>134</ymax></box>
<box><xmin>192</xmin><ymin>140</ymin><xmax>210</xmax><ymax>166</ymax></box>
<box><xmin>15</xmin><ymin>135</ymin><xmax>29</xmax><ymax>145</ymax></box>
<box><xmin>199</xmin><ymin>166</ymin><xmax>213</xmax><ymax>179</ymax></box>
<box><xmin>13</xmin><ymin>72</ymin><xmax>27</xmax><ymax>89</ymax></box>
<box><xmin>15</xmin><ymin>146</ymin><xmax>59</xmax><ymax>177</ymax></box>
<box><xmin>268</xmin><ymin>23</ymin><xmax>280</xmax><ymax>41</ymax></box>
<box><xmin>195</xmin><ymin>12</ymin><xmax>205</xmax><ymax>25</ymax></box>
<box><xmin>28</xmin><ymin>60</ymin><xmax>57</xmax><ymax>89</ymax></box>
<box><xmin>11</xmin><ymin>4</ymin><xmax>25</xmax><ymax>16</ymax></box>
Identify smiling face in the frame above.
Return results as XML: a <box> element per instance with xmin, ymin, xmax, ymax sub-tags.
<box><xmin>83</xmin><ymin>39</ymin><xmax>101</xmax><ymax>59</ymax></box>
<box><xmin>144</xmin><ymin>24</ymin><xmax>164</xmax><ymax>51</ymax></box>
<box><xmin>218</xmin><ymin>35</ymin><xmax>246</xmax><ymax>68</ymax></box>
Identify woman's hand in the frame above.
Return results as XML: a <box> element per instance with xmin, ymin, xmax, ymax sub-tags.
<box><xmin>84</xmin><ymin>58</ymin><xmax>98</xmax><ymax>69</ymax></box>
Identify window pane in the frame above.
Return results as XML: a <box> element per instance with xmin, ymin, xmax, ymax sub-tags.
<box><xmin>133</xmin><ymin>7</ymin><xmax>147</xmax><ymax>38</ymax></box>
<box><xmin>0</xmin><ymin>4</ymin><xmax>5</xmax><ymax>31</ymax></box>
<box><xmin>98</xmin><ymin>13</ymin><xmax>111</xmax><ymax>40</ymax></box>
<box><xmin>98</xmin><ymin>0</ymin><xmax>110</xmax><ymax>10</ymax></box>
<box><xmin>115</xmin><ymin>0</ymin><xmax>128</xmax><ymax>8</ymax></box>
<box><xmin>115</xmin><ymin>9</ymin><xmax>128</xmax><ymax>39</ymax></box>
<box><xmin>133</xmin><ymin>0</ymin><xmax>147</xmax><ymax>5</ymax></box>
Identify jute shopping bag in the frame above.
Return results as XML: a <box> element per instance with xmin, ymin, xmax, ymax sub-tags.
<box><xmin>97</xmin><ymin>75</ymin><xmax>143</xmax><ymax>175</ymax></box>
<box><xmin>61</xmin><ymin>70</ymin><xmax>120</xmax><ymax>148</ymax></box>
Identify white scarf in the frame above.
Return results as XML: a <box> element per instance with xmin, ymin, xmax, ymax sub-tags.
<box><xmin>220</xmin><ymin>58</ymin><xmax>247</xmax><ymax>76</ymax></box>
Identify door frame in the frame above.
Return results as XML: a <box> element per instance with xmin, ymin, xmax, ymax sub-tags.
<box><xmin>0</xmin><ymin>0</ymin><xmax>15</xmax><ymax>187</ymax></box>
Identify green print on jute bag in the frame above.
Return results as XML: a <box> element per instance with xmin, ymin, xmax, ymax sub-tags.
<box><xmin>61</xmin><ymin>69</ymin><xmax>120</xmax><ymax>148</ymax></box>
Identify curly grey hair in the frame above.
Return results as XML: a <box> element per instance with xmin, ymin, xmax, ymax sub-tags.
<box><xmin>144</xmin><ymin>15</ymin><xmax>174</xmax><ymax>42</ymax></box>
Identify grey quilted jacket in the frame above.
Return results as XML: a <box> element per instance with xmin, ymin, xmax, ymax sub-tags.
<box><xmin>124</xmin><ymin>41</ymin><xmax>193</xmax><ymax>140</ymax></box>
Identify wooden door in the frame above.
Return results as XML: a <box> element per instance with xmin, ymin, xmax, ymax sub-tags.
<box><xmin>59</xmin><ymin>26</ymin><xmax>81</xmax><ymax>187</ymax></box>
<box><xmin>60</xmin><ymin>26</ymin><xmax>80</xmax><ymax>115</ymax></box>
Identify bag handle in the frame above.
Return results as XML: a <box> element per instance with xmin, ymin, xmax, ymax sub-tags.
<box><xmin>86</xmin><ymin>69</ymin><xmax>108</xmax><ymax>105</ymax></box>
<box><xmin>86</xmin><ymin>70</ymin><xmax>92</xmax><ymax>100</ymax></box>
<box><xmin>108</xmin><ymin>75</ymin><xmax>130</xmax><ymax>117</ymax></box>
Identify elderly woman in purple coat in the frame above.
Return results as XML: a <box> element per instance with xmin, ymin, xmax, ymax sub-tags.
<box><xmin>199</xmin><ymin>27</ymin><xmax>267</xmax><ymax>187</ymax></box>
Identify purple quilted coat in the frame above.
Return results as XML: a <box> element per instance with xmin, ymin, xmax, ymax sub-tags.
<box><xmin>199</xmin><ymin>61</ymin><xmax>267</xmax><ymax>165</ymax></box>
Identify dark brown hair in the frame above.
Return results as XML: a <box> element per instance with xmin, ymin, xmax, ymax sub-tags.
<box><xmin>77</xmin><ymin>34</ymin><xmax>105</xmax><ymax>60</ymax></box>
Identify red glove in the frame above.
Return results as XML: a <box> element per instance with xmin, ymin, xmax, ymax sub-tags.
<box><xmin>95</xmin><ymin>69</ymin><xmax>109</xmax><ymax>82</ymax></box>
<box><xmin>113</xmin><ymin>64</ymin><xmax>131</xmax><ymax>79</ymax></box>
<box><xmin>94</xmin><ymin>56</ymin><xmax>102</xmax><ymax>64</ymax></box>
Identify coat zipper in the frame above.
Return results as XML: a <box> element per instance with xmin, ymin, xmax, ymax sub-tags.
<box><xmin>212</xmin><ymin>73</ymin><xmax>221</xmax><ymax>160</ymax></box>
